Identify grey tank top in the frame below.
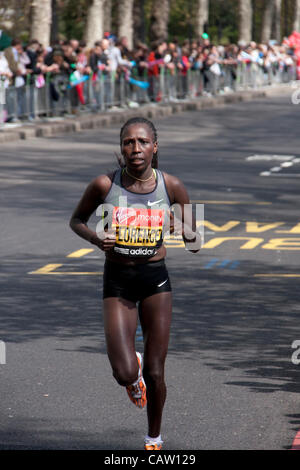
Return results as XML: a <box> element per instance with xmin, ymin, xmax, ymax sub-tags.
<box><xmin>102</xmin><ymin>168</ymin><xmax>171</xmax><ymax>258</ymax></box>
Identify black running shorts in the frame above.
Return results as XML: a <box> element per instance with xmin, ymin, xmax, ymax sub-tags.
<box><xmin>103</xmin><ymin>259</ymin><xmax>172</xmax><ymax>303</ymax></box>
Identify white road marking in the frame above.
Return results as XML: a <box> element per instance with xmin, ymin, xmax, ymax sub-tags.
<box><xmin>246</xmin><ymin>154</ymin><xmax>300</xmax><ymax>177</ymax></box>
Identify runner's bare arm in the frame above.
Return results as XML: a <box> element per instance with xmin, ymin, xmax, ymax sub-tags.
<box><xmin>69</xmin><ymin>174</ymin><xmax>116</xmax><ymax>250</ymax></box>
<box><xmin>164</xmin><ymin>173</ymin><xmax>201</xmax><ymax>253</ymax></box>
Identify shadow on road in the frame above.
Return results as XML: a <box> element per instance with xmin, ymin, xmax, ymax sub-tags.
<box><xmin>0</xmin><ymin>419</ymin><xmax>141</xmax><ymax>450</ymax></box>
<box><xmin>168</xmin><ymin>262</ymin><xmax>300</xmax><ymax>394</ymax></box>
<box><xmin>2</xmin><ymin>255</ymin><xmax>300</xmax><ymax>396</ymax></box>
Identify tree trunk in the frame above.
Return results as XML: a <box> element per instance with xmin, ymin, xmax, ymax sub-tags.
<box><xmin>293</xmin><ymin>0</ymin><xmax>300</xmax><ymax>31</ymax></box>
<box><xmin>50</xmin><ymin>0</ymin><xmax>58</xmax><ymax>44</ymax></box>
<box><xmin>238</xmin><ymin>0</ymin><xmax>252</xmax><ymax>44</ymax></box>
<box><xmin>85</xmin><ymin>0</ymin><xmax>104</xmax><ymax>49</ymax></box>
<box><xmin>149</xmin><ymin>0</ymin><xmax>170</xmax><ymax>46</ymax></box>
<box><xmin>103</xmin><ymin>0</ymin><xmax>112</xmax><ymax>34</ymax></box>
<box><xmin>30</xmin><ymin>0</ymin><xmax>52</xmax><ymax>48</ymax></box>
<box><xmin>273</xmin><ymin>0</ymin><xmax>282</xmax><ymax>42</ymax></box>
<box><xmin>133</xmin><ymin>0</ymin><xmax>145</xmax><ymax>45</ymax></box>
<box><xmin>196</xmin><ymin>0</ymin><xmax>209</xmax><ymax>38</ymax></box>
<box><xmin>117</xmin><ymin>0</ymin><xmax>134</xmax><ymax>50</ymax></box>
<box><xmin>261</xmin><ymin>0</ymin><xmax>274</xmax><ymax>43</ymax></box>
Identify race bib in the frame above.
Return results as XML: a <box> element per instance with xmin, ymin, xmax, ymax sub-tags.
<box><xmin>112</xmin><ymin>206</ymin><xmax>165</xmax><ymax>257</ymax></box>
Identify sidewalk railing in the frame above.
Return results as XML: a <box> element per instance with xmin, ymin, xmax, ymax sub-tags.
<box><xmin>0</xmin><ymin>60</ymin><xmax>297</xmax><ymax>125</ymax></box>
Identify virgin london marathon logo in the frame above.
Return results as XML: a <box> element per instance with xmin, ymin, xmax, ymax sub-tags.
<box><xmin>115</xmin><ymin>207</ymin><xmax>137</xmax><ymax>225</ymax></box>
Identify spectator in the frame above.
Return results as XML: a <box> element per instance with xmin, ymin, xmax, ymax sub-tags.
<box><xmin>119</xmin><ymin>36</ymin><xmax>132</xmax><ymax>61</ymax></box>
<box><xmin>0</xmin><ymin>50</ymin><xmax>12</xmax><ymax>88</ymax></box>
<box><xmin>223</xmin><ymin>44</ymin><xmax>238</xmax><ymax>90</ymax></box>
<box><xmin>89</xmin><ymin>41</ymin><xmax>111</xmax><ymax>110</ymax></box>
<box><xmin>4</xmin><ymin>38</ymin><xmax>29</xmax><ymax>120</ymax></box>
<box><xmin>203</xmin><ymin>45</ymin><xmax>222</xmax><ymax>95</ymax></box>
<box><xmin>147</xmin><ymin>41</ymin><xmax>167</xmax><ymax>101</ymax></box>
<box><xmin>44</xmin><ymin>47</ymin><xmax>70</xmax><ymax>111</ymax></box>
<box><xmin>76</xmin><ymin>40</ymin><xmax>91</xmax><ymax>75</ymax></box>
<box><xmin>62</xmin><ymin>42</ymin><xmax>77</xmax><ymax>72</ymax></box>
<box><xmin>131</xmin><ymin>42</ymin><xmax>149</xmax><ymax>79</ymax></box>
<box><xmin>69</xmin><ymin>39</ymin><xmax>79</xmax><ymax>54</ymax></box>
<box><xmin>0</xmin><ymin>33</ymin><xmax>297</xmax><ymax>123</ymax></box>
<box><xmin>178</xmin><ymin>46</ymin><xmax>191</xmax><ymax>98</ymax></box>
<box><xmin>89</xmin><ymin>41</ymin><xmax>109</xmax><ymax>76</ymax></box>
<box><xmin>4</xmin><ymin>38</ymin><xmax>23</xmax><ymax>85</ymax></box>
<box><xmin>108</xmin><ymin>37</ymin><xmax>133</xmax><ymax>73</ymax></box>
<box><xmin>26</xmin><ymin>40</ymin><xmax>42</xmax><ymax>80</ymax></box>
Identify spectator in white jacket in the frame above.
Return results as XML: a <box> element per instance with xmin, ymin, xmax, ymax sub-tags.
<box><xmin>108</xmin><ymin>38</ymin><xmax>132</xmax><ymax>72</ymax></box>
<box><xmin>0</xmin><ymin>51</ymin><xmax>12</xmax><ymax>87</ymax></box>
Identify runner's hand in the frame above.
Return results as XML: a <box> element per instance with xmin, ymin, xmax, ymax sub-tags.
<box><xmin>91</xmin><ymin>230</ymin><xmax>116</xmax><ymax>251</ymax></box>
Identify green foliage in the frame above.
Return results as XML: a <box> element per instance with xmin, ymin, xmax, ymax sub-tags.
<box><xmin>208</xmin><ymin>0</ymin><xmax>238</xmax><ymax>44</ymax></box>
<box><xmin>59</xmin><ymin>0</ymin><xmax>88</xmax><ymax>40</ymax></box>
<box><xmin>163</xmin><ymin>0</ymin><xmax>239</xmax><ymax>45</ymax></box>
<box><xmin>168</xmin><ymin>0</ymin><xmax>197</xmax><ymax>42</ymax></box>
<box><xmin>2</xmin><ymin>0</ymin><xmax>297</xmax><ymax>47</ymax></box>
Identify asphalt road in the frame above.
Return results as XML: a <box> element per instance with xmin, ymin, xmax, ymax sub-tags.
<box><xmin>1</xmin><ymin>90</ymin><xmax>300</xmax><ymax>451</ymax></box>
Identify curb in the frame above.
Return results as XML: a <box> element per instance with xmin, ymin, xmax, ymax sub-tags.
<box><xmin>0</xmin><ymin>84</ymin><xmax>292</xmax><ymax>143</ymax></box>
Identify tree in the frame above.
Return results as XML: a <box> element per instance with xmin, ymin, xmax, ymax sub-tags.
<box><xmin>50</xmin><ymin>0</ymin><xmax>58</xmax><ymax>44</ymax></box>
<box><xmin>238</xmin><ymin>0</ymin><xmax>252</xmax><ymax>44</ymax></box>
<box><xmin>85</xmin><ymin>0</ymin><xmax>104</xmax><ymax>48</ymax></box>
<box><xmin>293</xmin><ymin>0</ymin><xmax>300</xmax><ymax>31</ymax></box>
<box><xmin>273</xmin><ymin>0</ymin><xmax>282</xmax><ymax>42</ymax></box>
<box><xmin>133</xmin><ymin>0</ymin><xmax>146</xmax><ymax>45</ymax></box>
<box><xmin>30</xmin><ymin>0</ymin><xmax>52</xmax><ymax>47</ymax></box>
<box><xmin>149</xmin><ymin>0</ymin><xmax>170</xmax><ymax>45</ymax></box>
<box><xmin>103</xmin><ymin>0</ymin><xmax>112</xmax><ymax>34</ymax></box>
<box><xmin>196</xmin><ymin>0</ymin><xmax>209</xmax><ymax>37</ymax></box>
<box><xmin>261</xmin><ymin>0</ymin><xmax>282</xmax><ymax>43</ymax></box>
<box><xmin>117</xmin><ymin>0</ymin><xmax>134</xmax><ymax>49</ymax></box>
<box><xmin>261</xmin><ymin>0</ymin><xmax>274</xmax><ymax>43</ymax></box>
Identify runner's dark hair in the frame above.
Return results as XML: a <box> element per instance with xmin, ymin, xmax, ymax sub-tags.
<box><xmin>117</xmin><ymin>117</ymin><xmax>158</xmax><ymax>169</ymax></box>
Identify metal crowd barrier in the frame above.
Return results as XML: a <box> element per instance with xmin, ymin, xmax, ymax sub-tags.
<box><xmin>0</xmin><ymin>60</ymin><xmax>296</xmax><ymax>125</ymax></box>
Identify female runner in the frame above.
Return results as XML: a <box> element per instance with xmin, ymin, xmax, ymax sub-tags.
<box><xmin>69</xmin><ymin>117</ymin><xmax>200</xmax><ymax>450</ymax></box>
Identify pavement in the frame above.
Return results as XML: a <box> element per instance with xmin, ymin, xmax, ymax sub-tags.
<box><xmin>1</xmin><ymin>84</ymin><xmax>300</xmax><ymax>451</ymax></box>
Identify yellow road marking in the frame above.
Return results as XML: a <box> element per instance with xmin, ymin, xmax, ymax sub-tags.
<box><xmin>43</xmin><ymin>271</ymin><xmax>103</xmax><ymax>275</ymax></box>
<box><xmin>254</xmin><ymin>274</ymin><xmax>300</xmax><ymax>278</ymax></box>
<box><xmin>202</xmin><ymin>236</ymin><xmax>264</xmax><ymax>249</ymax></box>
<box><xmin>67</xmin><ymin>248</ymin><xmax>95</xmax><ymax>258</ymax></box>
<box><xmin>28</xmin><ymin>263</ymin><xmax>102</xmax><ymax>275</ymax></box>
<box><xmin>197</xmin><ymin>220</ymin><xmax>240</xmax><ymax>231</ymax></box>
<box><xmin>276</xmin><ymin>222</ymin><xmax>300</xmax><ymax>233</ymax></box>
<box><xmin>29</xmin><ymin>264</ymin><xmax>63</xmax><ymax>274</ymax></box>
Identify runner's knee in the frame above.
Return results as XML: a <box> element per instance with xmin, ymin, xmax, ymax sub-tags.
<box><xmin>143</xmin><ymin>364</ymin><xmax>164</xmax><ymax>388</ymax></box>
<box><xmin>112</xmin><ymin>364</ymin><xmax>138</xmax><ymax>387</ymax></box>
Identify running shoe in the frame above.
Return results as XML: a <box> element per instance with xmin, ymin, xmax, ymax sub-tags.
<box><xmin>144</xmin><ymin>443</ymin><xmax>163</xmax><ymax>451</ymax></box>
<box><xmin>144</xmin><ymin>435</ymin><xmax>163</xmax><ymax>450</ymax></box>
<box><xmin>126</xmin><ymin>352</ymin><xmax>147</xmax><ymax>409</ymax></box>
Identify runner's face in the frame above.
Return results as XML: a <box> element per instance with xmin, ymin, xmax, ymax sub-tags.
<box><xmin>121</xmin><ymin>124</ymin><xmax>157</xmax><ymax>171</ymax></box>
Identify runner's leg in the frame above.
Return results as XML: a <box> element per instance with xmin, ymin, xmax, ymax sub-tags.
<box><xmin>103</xmin><ymin>297</ymin><xmax>139</xmax><ymax>386</ymax></box>
<box><xmin>139</xmin><ymin>291</ymin><xmax>172</xmax><ymax>438</ymax></box>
